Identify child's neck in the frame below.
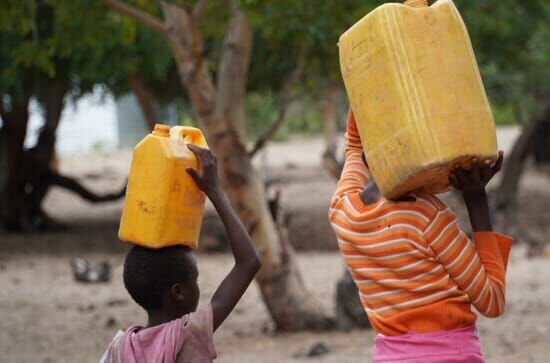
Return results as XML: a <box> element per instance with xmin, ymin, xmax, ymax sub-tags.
<box><xmin>360</xmin><ymin>174</ymin><xmax>381</xmax><ymax>205</ymax></box>
<box><xmin>145</xmin><ymin>308</ymin><xmax>189</xmax><ymax>328</ymax></box>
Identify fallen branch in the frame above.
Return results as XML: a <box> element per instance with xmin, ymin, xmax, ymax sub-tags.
<box><xmin>49</xmin><ymin>173</ymin><xmax>126</xmax><ymax>203</ymax></box>
<box><xmin>104</xmin><ymin>0</ymin><xmax>167</xmax><ymax>35</ymax></box>
<box><xmin>249</xmin><ymin>44</ymin><xmax>310</xmax><ymax>157</ymax></box>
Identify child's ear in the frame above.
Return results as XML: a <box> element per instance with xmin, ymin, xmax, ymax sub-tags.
<box><xmin>170</xmin><ymin>283</ymin><xmax>185</xmax><ymax>302</ymax></box>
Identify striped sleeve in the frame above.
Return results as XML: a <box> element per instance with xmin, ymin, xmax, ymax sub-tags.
<box><xmin>424</xmin><ymin>204</ymin><xmax>512</xmax><ymax>318</ymax></box>
<box><xmin>330</xmin><ymin>109</ymin><xmax>368</xmax><ymax>207</ymax></box>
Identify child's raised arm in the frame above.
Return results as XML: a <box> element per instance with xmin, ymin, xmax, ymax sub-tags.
<box><xmin>449</xmin><ymin>152</ymin><xmax>504</xmax><ymax>233</ymax></box>
<box><xmin>426</xmin><ymin>152</ymin><xmax>512</xmax><ymax>317</ymax></box>
<box><xmin>186</xmin><ymin>145</ymin><xmax>261</xmax><ymax>331</ymax></box>
<box><xmin>330</xmin><ymin>109</ymin><xmax>370</xmax><ymax>205</ymax></box>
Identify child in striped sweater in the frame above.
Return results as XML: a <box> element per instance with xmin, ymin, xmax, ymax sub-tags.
<box><xmin>329</xmin><ymin>110</ymin><xmax>512</xmax><ymax>363</ymax></box>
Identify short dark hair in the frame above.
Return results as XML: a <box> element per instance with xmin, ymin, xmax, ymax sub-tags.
<box><xmin>123</xmin><ymin>245</ymin><xmax>196</xmax><ymax>311</ymax></box>
<box><xmin>361</xmin><ymin>152</ymin><xmax>369</xmax><ymax>167</ymax></box>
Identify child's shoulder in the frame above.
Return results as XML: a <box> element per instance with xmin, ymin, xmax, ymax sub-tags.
<box><xmin>100</xmin><ymin>330</ymin><xmax>125</xmax><ymax>363</ymax></box>
<box><xmin>411</xmin><ymin>192</ymin><xmax>450</xmax><ymax>214</ymax></box>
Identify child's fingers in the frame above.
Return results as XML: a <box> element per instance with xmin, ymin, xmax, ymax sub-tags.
<box><xmin>454</xmin><ymin>167</ymin><xmax>468</xmax><ymax>185</ymax></box>
<box><xmin>449</xmin><ymin>172</ymin><xmax>460</xmax><ymax>189</ymax></box>
<box><xmin>493</xmin><ymin>151</ymin><xmax>504</xmax><ymax>174</ymax></box>
<box><xmin>187</xmin><ymin>144</ymin><xmax>209</xmax><ymax>159</ymax></box>
<box><xmin>189</xmin><ymin>145</ymin><xmax>212</xmax><ymax>167</ymax></box>
<box><xmin>471</xmin><ymin>158</ymin><xmax>481</xmax><ymax>182</ymax></box>
<box><xmin>188</xmin><ymin>145</ymin><xmax>215</xmax><ymax>164</ymax></box>
<box><xmin>481</xmin><ymin>160</ymin><xmax>491</xmax><ymax>181</ymax></box>
<box><xmin>187</xmin><ymin>143</ymin><xmax>206</xmax><ymax>151</ymax></box>
<box><xmin>187</xmin><ymin>144</ymin><xmax>199</xmax><ymax>153</ymax></box>
<box><xmin>186</xmin><ymin>167</ymin><xmax>200</xmax><ymax>181</ymax></box>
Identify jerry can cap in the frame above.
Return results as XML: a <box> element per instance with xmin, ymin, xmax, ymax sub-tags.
<box><xmin>152</xmin><ymin>124</ymin><xmax>170</xmax><ymax>137</ymax></box>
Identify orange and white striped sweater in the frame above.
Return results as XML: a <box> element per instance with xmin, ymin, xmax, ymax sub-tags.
<box><xmin>329</xmin><ymin>110</ymin><xmax>513</xmax><ymax>336</ymax></box>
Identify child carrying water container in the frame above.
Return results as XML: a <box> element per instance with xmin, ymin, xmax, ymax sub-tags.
<box><xmin>101</xmin><ymin>145</ymin><xmax>261</xmax><ymax>363</ymax></box>
<box><xmin>329</xmin><ymin>110</ymin><xmax>512</xmax><ymax>363</ymax></box>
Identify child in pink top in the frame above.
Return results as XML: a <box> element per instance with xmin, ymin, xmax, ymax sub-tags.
<box><xmin>101</xmin><ymin>146</ymin><xmax>261</xmax><ymax>363</ymax></box>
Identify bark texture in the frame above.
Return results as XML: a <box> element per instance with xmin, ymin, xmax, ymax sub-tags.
<box><xmin>106</xmin><ymin>0</ymin><xmax>333</xmax><ymax>330</ymax></box>
<box><xmin>127</xmin><ymin>73</ymin><xmax>160</xmax><ymax>130</ymax></box>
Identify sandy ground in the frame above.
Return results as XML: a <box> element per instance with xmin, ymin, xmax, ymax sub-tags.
<box><xmin>2</xmin><ymin>127</ymin><xmax>550</xmax><ymax>363</ymax></box>
<box><xmin>1</xmin><ymin>247</ymin><xmax>549</xmax><ymax>363</ymax></box>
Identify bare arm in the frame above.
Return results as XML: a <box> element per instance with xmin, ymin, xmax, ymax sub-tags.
<box><xmin>449</xmin><ymin>151</ymin><xmax>504</xmax><ymax>232</ymax></box>
<box><xmin>186</xmin><ymin>145</ymin><xmax>261</xmax><ymax>331</ymax></box>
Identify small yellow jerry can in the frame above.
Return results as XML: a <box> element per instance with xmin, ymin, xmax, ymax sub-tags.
<box><xmin>118</xmin><ymin>124</ymin><xmax>208</xmax><ymax>249</ymax></box>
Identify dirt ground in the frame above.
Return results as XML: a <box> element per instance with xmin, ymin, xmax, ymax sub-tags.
<box><xmin>1</xmin><ymin>128</ymin><xmax>550</xmax><ymax>363</ymax></box>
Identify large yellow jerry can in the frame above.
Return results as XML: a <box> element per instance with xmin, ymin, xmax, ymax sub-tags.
<box><xmin>339</xmin><ymin>0</ymin><xmax>498</xmax><ymax>198</ymax></box>
<box><xmin>119</xmin><ymin>124</ymin><xmax>208</xmax><ymax>249</ymax></box>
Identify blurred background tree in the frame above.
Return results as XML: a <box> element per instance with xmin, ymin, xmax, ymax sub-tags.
<box><xmin>455</xmin><ymin>0</ymin><xmax>550</xmax><ymax>244</ymax></box>
<box><xmin>0</xmin><ymin>0</ymin><xmax>182</xmax><ymax>231</ymax></box>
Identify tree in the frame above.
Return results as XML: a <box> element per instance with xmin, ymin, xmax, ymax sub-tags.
<box><xmin>0</xmin><ymin>0</ymin><xmax>173</xmax><ymax>230</ymax></box>
<box><xmin>101</xmin><ymin>25</ymin><xmax>182</xmax><ymax>130</ymax></box>
<box><xmin>456</xmin><ymin>0</ymin><xmax>550</xmax><ymax>251</ymax></box>
<box><xmin>105</xmin><ymin>0</ymin><xmax>334</xmax><ymax>330</ymax></box>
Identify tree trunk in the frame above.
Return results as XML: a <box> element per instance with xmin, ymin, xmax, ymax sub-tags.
<box><xmin>127</xmin><ymin>72</ymin><xmax>159</xmax><ymax>130</ymax></box>
<box><xmin>335</xmin><ymin>269</ymin><xmax>371</xmax><ymax>330</ymax></box>
<box><xmin>157</xmin><ymin>1</ymin><xmax>332</xmax><ymax>330</ymax></box>
<box><xmin>495</xmin><ymin>101</ymin><xmax>550</xmax><ymax>216</ymax></box>
<box><xmin>215</xmin><ymin>1</ymin><xmax>252</xmax><ymax>142</ymax></box>
<box><xmin>0</xmin><ymin>96</ymin><xmax>30</xmax><ymax>230</ymax></box>
<box><xmin>533</xmin><ymin>119</ymin><xmax>550</xmax><ymax>165</ymax></box>
<box><xmin>494</xmin><ymin>101</ymin><xmax>550</xmax><ymax>255</ymax></box>
<box><xmin>1</xmin><ymin>82</ymin><xmax>127</xmax><ymax>231</ymax></box>
<box><xmin>319</xmin><ymin>84</ymin><xmax>370</xmax><ymax>329</ymax></box>
<box><xmin>20</xmin><ymin>82</ymin><xmax>68</xmax><ymax>229</ymax></box>
<box><xmin>321</xmin><ymin>82</ymin><xmax>343</xmax><ymax>179</ymax></box>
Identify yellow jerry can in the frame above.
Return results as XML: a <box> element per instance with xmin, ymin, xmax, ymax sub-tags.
<box><xmin>118</xmin><ymin>124</ymin><xmax>208</xmax><ymax>249</ymax></box>
<box><xmin>339</xmin><ymin>0</ymin><xmax>498</xmax><ymax>198</ymax></box>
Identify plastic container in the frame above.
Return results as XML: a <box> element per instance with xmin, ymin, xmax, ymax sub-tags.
<box><xmin>118</xmin><ymin>124</ymin><xmax>208</xmax><ymax>249</ymax></box>
<box><xmin>339</xmin><ymin>0</ymin><xmax>498</xmax><ymax>198</ymax></box>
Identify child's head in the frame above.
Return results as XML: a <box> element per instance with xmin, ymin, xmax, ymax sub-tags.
<box><xmin>123</xmin><ymin>245</ymin><xmax>199</xmax><ymax>316</ymax></box>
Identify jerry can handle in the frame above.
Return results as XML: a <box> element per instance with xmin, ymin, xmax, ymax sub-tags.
<box><xmin>403</xmin><ymin>0</ymin><xmax>428</xmax><ymax>7</ymax></box>
<box><xmin>169</xmin><ymin>126</ymin><xmax>209</xmax><ymax>148</ymax></box>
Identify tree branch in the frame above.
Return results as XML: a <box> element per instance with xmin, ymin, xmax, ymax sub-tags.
<box><xmin>249</xmin><ymin>44</ymin><xmax>310</xmax><ymax>157</ymax></box>
<box><xmin>192</xmin><ymin>0</ymin><xmax>208</xmax><ymax>20</ymax></box>
<box><xmin>104</xmin><ymin>0</ymin><xmax>167</xmax><ymax>36</ymax></box>
<box><xmin>127</xmin><ymin>72</ymin><xmax>159</xmax><ymax>130</ymax></box>
<box><xmin>49</xmin><ymin>173</ymin><xmax>126</xmax><ymax>203</ymax></box>
<box><xmin>216</xmin><ymin>1</ymin><xmax>253</xmax><ymax>141</ymax></box>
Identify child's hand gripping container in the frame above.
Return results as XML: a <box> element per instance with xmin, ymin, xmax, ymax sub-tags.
<box><xmin>339</xmin><ymin>0</ymin><xmax>498</xmax><ymax>198</ymax></box>
<box><xmin>119</xmin><ymin>124</ymin><xmax>208</xmax><ymax>249</ymax></box>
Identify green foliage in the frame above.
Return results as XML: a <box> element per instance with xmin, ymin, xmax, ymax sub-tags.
<box><xmin>456</xmin><ymin>0</ymin><xmax>550</xmax><ymax>118</ymax></box>
<box><xmin>2</xmin><ymin>0</ymin><xmax>548</xmax><ymax>137</ymax></box>
<box><xmin>245</xmin><ymin>92</ymin><xmax>278</xmax><ymax>138</ymax></box>
<box><xmin>0</xmin><ymin>0</ymin><xmax>178</xmax><ymax>109</ymax></box>
<box><xmin>492</xmin><ymin>104</ymin><xmax>517</xmax><ymax>126</ymax></box>
<box><xmin>242</xmin><ymin>0</ymin><xmax>549</xmax><ymax>128</ymax></box>
<box><xmin>239</xmin><ymin>0</ymin><xmax>384</xmax><ymax>95</ymax></box>
<box><xmin>245</xmin><ymin>92</ymin><xmax>323</xmax><ymax>141</ymax></box>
